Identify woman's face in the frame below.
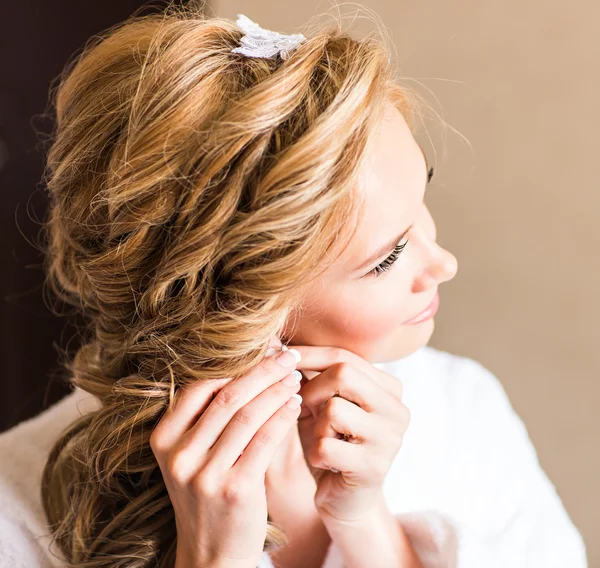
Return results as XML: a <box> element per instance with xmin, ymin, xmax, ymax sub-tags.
<box><xmin>283</xmin><ymin>101</ymin><xmax>458</xmax><ymax>363</ymax></box>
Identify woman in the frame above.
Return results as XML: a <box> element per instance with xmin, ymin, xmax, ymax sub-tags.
<box><xmin>0</xmin><ymin>4</ymin><xmax>587</xmax><ymax>568</ymax></box>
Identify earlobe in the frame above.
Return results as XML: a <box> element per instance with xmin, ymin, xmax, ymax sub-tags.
<box><xmin>280</xmin><ymin>309</ymin><xmax>301</xmax><ymax>344</ymax></box>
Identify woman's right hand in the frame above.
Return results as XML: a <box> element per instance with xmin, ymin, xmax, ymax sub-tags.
<box><xmin>150</xmin><ymin>338</ymin><xmax>303</xmax><ymax>568</ymax></box>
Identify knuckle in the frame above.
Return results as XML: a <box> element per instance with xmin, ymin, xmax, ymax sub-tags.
<box><xmin>331</xmin><ymin>361</ymin><xmax>351</xmax><ymax>379</ymax></box>
<box><xmin>232</xmin><ymin>408</ymin><xmax>253</xmax><ymax>427</ymax></box>
<box><xmin>221</xmin><ymin>480</ymin><xmax>247</xmax><ymax>504</ymax></box>
<box><xmin>149</xmin><ymin>428</ymin><xmax>165</xmax><ymax>455</ymax></box>
<box><xmin>214</xmin><ymin>385</ymin><xmax>242</xmax><ymax>409</ymax></box>
<box><xmin>165</xmin><ymin>450</ymin><xmax>188</xmax><ymax>482</ymax></box>
<box><xmin>328</xmin><ymin>346</ymin><xmax>347</xmax><ymax>362</ymax></box>
<box><xmin>323</xmin><ymin>398</ymin><xmax>340</xmax><ymax>420</ymax></box>
<box><xmin>253</xmin><ymin>428</ymin><xmax>274</xmax><ymax>447</ymax></box>
<box><xmin>316</xmin><ymin>437</ymin><xmax>329</xmax><ymax>460</ymax></box>
<box><xmin>191</xmin><ymin>471</ymin><xmax>216</xmax><ymax>497</ymax></box>
<box><xmin>306</xmin><ymin>439</ymin><xmax>329</xmax><ymax>467</ymax></box>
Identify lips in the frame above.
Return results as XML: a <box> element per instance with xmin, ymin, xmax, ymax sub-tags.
<box><xmin>403</xmin><ymin>290</ymin><xmax>439</xmax><ymax>324</ymax></box>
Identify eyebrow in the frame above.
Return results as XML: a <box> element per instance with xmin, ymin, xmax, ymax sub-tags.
<box><xmin>353</xmin><ymin>143</ymin><xmax>431</xmax><ymax>274</ymax></box>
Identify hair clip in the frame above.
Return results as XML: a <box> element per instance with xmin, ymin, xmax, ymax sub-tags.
<box><xmin>230</xmin><ymin>13</ymin><xmax>307</xmax><ymax>60</ymax></box>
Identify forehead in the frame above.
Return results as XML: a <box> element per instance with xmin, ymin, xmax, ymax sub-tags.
<box><xmin>337</xmin><ymin>102</ymin><xmax>426</xmax><ymax>272</ymax></box>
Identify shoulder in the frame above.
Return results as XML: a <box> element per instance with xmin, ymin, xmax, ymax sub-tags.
<box><xmin>0</xmin><ymin>515</ymin><xmax>58</xmax><ymax>568</ymax></box>
<box><xmin>0</xmin><ymin>387</ymin><xmax>101</xmax><ymax>568</ymax></box>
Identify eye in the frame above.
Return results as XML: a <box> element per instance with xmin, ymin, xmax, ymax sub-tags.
<box><xmin>427</xmin><ymin>166</ymin><xmax>435</xmax><ymax>184</ymax></box>
<box><xmin>369</xmin><ymin>238</ymin><xmax>409</xmax><ymax>277</ymax></box>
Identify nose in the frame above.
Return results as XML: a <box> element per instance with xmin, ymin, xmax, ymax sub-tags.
<box><xmin>430</xmin><ymin>247</ymin><xmax>458</xmax><ymax>283</ymax></box>
<box><xmin>413</xmin><ymin>231</ymin><xmax>458</xmax><ymax>290</ymax></box>
<box><xmin>414</xmin><ymin>207</ymin><xmax>458</xmax><ymax>287</ymax></box>
<box><xmin>425</xmin><ymin>248</ymin><xmax>458</xmax><ymax>287</ymax></box>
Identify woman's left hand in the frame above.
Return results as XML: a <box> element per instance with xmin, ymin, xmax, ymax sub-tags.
<box><xmin>291</xmin><ymin>344</ymin><xmax>411</xmax><ymax>524</ymax></box>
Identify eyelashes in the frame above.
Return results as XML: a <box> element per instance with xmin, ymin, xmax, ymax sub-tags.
<box><xmin>370</xmin><ymin>238</ymin><xmax>409</xmax><ymax>277</ymax></box>
<box><xmin>368</xmin><ymin>166</ymin><xmax>433</xmax><ymax>278</ymax></box>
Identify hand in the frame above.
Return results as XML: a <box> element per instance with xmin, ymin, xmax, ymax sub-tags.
<box><xmin>150</xmin><ymin>336</ymin><xmax>303</xmax><ymax>568</ymax></box>
<box><xmin>292</xmin><ymin>345</ymin><xmax>410</xmax><ymax>524</ymax></box>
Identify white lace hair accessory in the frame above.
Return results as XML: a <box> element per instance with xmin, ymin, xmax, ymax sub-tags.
<box><xmin>230</xmin><ymin>13</ymin><xmax>307</xmax><ymax>60</ymax></box>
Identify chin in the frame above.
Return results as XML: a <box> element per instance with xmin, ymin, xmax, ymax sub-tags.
<box><xmin>370</xmin><ymin>317</ymin><xmax>435</xmax><ymax>363</ymax></box>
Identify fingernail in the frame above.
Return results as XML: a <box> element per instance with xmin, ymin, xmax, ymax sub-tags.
<box><xmin>286</xmin><ymin>348</ymin><xmax>301</xmax><ymax>363</ymax></box>
<box><xmin>281</xmin><ymin>370</ymin><xmax>302</xmax><ymax>386</ymax></box>
<box><xmin>276</xmin><ymin>349</ymin><xmax>298</xmax><ymax>367</ymax></box>
<box><xmin>286</xmin><ymin>393</ymin><xmax>302</xmax><ymax>409</ymax></box>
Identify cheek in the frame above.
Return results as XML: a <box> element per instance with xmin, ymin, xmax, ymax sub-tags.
<box><xmin>344</xmin><ymin>289</ymin><xmax>402</xmax><ymax>341</ymax></box>
<box><xmin>298</xmin><ymin>281</ymin><xmax>406</xmax><ymax>348</ymax></box>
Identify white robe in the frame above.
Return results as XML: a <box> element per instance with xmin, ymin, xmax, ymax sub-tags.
<box><xmin>0</xmin><ymin>345</ymin><xmax>588</xmax><ymax>567</ymax></box>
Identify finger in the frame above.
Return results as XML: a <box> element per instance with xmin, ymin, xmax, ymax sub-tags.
<box><xmin>150</xmin><ymin>378</ymin><xmax>231</xmax><ymax>456</ymax></box>
<box><xmin>179</xmin><ymin>349</ymin><xmax>301</xmax><ymax>455</ymax></box>
<box><xmin>206</xmin><ymin>375</ymin><xmax>302</xmax><ymax>471</ymax></box>
<box><xmin>303</xmin><ymin>434</ymin><xmax>364</xmax><ymax>477</ymax></box>
<box><xmin>291</xmin><ymin>345</ymin><xmax>404</xmax><ymax>402</ymax></box>
<box><xmin>311</xmin><ymin>396</ymin><xmax>371</xmax><ymax>443</ymax></box>
<box><xmin>233</xmin><ymin>393</ymin><xmax>303</xmax><ymax>483</ymax></box>
<box><xmin>150</xmin><ymin>336</ymin><xmax>292</xmax><ymax>455</ymax></box>
<box><xmin>299</xmin><ymin>363</ymin><xmax>400</xmax><ymax>421</ymax></box>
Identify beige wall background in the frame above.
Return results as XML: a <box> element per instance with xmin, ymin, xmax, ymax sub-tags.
<box><xmin>212</xmin><ymin>0</ymin><xmax>598</xmax><ymax>564</ymax></box>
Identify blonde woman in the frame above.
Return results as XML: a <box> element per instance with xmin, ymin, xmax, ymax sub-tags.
<box><xmin>0</xmin><ymin>3</ymin><xmax>587</xmax><ymax>568</ymax></box>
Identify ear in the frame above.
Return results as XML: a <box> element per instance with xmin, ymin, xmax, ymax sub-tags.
<box><xmin>280</xmin><ymin>303</ymin><xmax>305</xmax><ymax>344</ymax></box>
<box><xmin>266</xmin><ymin>335</ymin><xmax>284</xmax><ymax>357</ymax></box>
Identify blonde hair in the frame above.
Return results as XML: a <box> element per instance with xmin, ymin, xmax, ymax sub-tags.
<box><xmin>40</xmin><ymin>1</ymin><xmax>425</xmax><ymax>566</ymax></box>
